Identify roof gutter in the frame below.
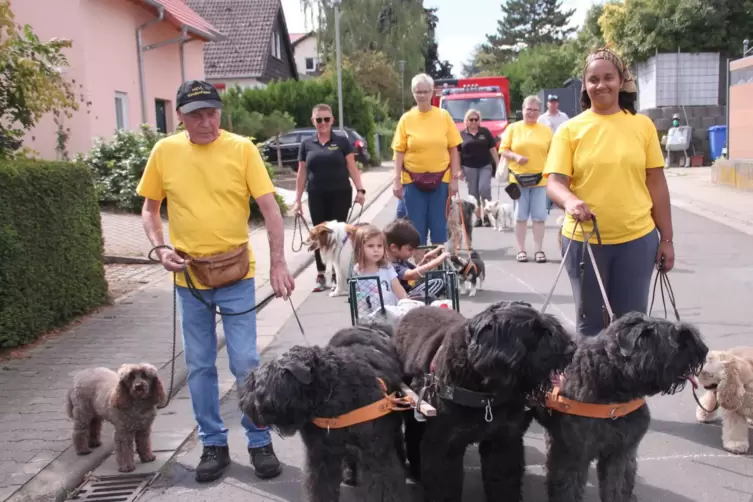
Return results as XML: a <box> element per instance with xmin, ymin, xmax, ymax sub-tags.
<box><xmin>136</xmin><ymin>6</ymin><xmax>164</xmax><ymax>124</ymax></box>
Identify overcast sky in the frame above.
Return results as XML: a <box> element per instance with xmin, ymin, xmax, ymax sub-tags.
<box><xmin>281</xmin><ymin>0</ymin><xmax>600</xmax><ymax>74</ymax></box>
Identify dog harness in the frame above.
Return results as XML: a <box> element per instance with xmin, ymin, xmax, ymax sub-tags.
<box><xmin>545</xmin><ymin>386</ymin><xmax>646</xmax><ymax>419</ymax></box>
<box><xmin>426</xmin><ymin>344</ymin><xmax>498</xmax><ymax>422</ymax></box>
<box><xmin>311</xmin><ymin>378</ymin><xmax>413</xmax><ymax>429</ymax></box>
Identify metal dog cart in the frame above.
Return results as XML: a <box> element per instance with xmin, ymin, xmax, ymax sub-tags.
<box><xmin>348</xmin><ymin>268</ymin><xmax>461</xmax><ymax>325</ymax></box>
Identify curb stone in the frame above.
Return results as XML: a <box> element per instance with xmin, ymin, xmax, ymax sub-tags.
<box><xmin>5</xmin><ymin>174</ymin><xmax>394</xmax><ymax>502</ymax></box>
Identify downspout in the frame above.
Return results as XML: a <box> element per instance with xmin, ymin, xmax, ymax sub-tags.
<box><xmin>137</xmin><ymin>7</ymin><xmax>165</xmax><ymax>125</ymax></box>
<box><xmin>178</xmin><ymin>26</ymin><xmax>193</xmax><ymax>83</ymax></box>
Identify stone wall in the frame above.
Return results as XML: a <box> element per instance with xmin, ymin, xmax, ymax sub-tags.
<box><xmin>640</xmin><ymin>105</ymin><xmax>726</xmax><ymax>163</ymax></box>
<box><xmin>712</xmin><ymin>159</ymin><xmax>753</xmax><ymax>190</ymax></box>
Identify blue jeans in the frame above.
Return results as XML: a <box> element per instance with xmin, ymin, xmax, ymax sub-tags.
<box><xmin>396</xmin><ymin>198</ymin><xmax>408</xmax><ymax>219</ymax></box>
<box><xmin>176</xmin><ymin>278</ymin><xmax>270</xmax><ymax>448</ymax></box>
<box><xmin>515</xmin><ymin>186</ymin><xmax>548</xmax><ymax>222</ymax></box>
<box><xmin>561</xmin><ymin>229</ymin><xmax>659</xmax><ymax>336</ymax></box>
<box><xmin>403</xmin><ymin>182</ymin><xmax>449</xmax><ymax>245</ymax></box>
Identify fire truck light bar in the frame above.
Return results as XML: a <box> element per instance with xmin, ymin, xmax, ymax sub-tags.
<box><xmin>442</xmin><ymin>85</ymin><xmax>501</xmax><ymax>96</ymax></box>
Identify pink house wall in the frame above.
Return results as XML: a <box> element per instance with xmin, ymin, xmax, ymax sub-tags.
<box><xmin>13</xmin><ymin>0</ymin><xmax>207</xmax><ymax>160</ymax></box>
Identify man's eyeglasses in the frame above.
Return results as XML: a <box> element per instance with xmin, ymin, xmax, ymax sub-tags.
<box><xmin>315</xmin><ymin>117</ymin><xmax>332</xmax><ymax>124</ymax></box>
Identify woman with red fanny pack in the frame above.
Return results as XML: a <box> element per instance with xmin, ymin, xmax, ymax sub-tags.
<box><xmin>391</xmin><ymin>73</ymin><xmax>463</xmax><ymax>246</ymax></box>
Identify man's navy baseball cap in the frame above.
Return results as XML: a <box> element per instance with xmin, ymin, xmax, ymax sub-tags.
<box><xmin>176</xmin><ymin>80</ymin><xmax>223</xmax><ymax>114</ymax></box>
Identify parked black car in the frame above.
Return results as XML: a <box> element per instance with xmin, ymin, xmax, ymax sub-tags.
<box><xmin>261</xmin><ymin>127</ymin><xmax>371</xmax><ymax>171</ymax></box>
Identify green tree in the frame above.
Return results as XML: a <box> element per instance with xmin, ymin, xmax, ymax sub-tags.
<box><xmin>0</xmin><ymin>1</ymin><xmax>80</xmax><ymax>158</ymax></box>
<box><xmin>260</xmin><ymin>111</ymin><xmax>296</xmax><ymax>172</ymax></box>
<box><xmin>501</xmin><ymin>44</ymin><xmax>579</xmax><ymax>111</ymax></box>
<box><xmin>301</xmin><ymin>0</ymin><xmax>428</xmax><ymax>87</ymax></box>
<box><xmin>484</xmin><ymin>0</ymin><xmax>576</xmax><ymax>63</ymax></box>
<box><xmin>423</xmin><ymin>7</ymin><xmax>453</xmax><ymax>79</ymax></box>
<box><xmin>599</xmin><ymin>0</ymin><xmax>753</xmax><ymax>64</ymax></box>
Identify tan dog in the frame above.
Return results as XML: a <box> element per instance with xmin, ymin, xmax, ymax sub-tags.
<box><xmin>696</xmin><ymin>348</ymin><xmax>753</xmax><ymax>453</ymax></box>
<box><xmin>306</xmin><ymin>220</ymin><xmax>360</xmax><ymax>296</ymax></box>
<box><xmin>67</xmin><ymin>363</ymin><xmax>166</xmax><ymax>472</ymax></box>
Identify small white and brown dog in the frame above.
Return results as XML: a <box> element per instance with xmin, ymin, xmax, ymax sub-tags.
<box><xmin>306</xmin><ymin>220</ymin><xmax>359</xmax><ymax>297</ymax></box>
<box><xmin>696</xmin><ymin>347</ymin><xmax>753</xmax><ymax>453</ymax></box>
<box><xmin>482</xmin><ymin>199</ymin><xmax>514</xmax><ymax>232</ymax></box>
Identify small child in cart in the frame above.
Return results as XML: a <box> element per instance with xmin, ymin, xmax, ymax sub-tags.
<box><xmin>352</xmin><ymin>224</ymin><xmax>408</xmax><ymax>314</ymax></box>
<box><xmin>384</xmin><ymin>219</ymin><xmax>450</xmax><ymax>301</ymax></box>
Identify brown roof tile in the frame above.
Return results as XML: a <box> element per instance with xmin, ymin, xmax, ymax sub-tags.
<box><xmin>185</xmin><ymin>0</ymin><xmax>282</xmax><ymax>78</ymax></box>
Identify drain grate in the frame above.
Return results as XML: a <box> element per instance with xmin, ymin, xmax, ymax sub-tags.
<box><xmin>68</xmin><ymin>473</ymin><xmax>154</xmax><ymax>502</ymax></box>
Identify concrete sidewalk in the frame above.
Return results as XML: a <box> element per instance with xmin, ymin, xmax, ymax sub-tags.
<box><xmin>1</xmin><ymin>166</ymin><xmax>394</xmax><ymax>502</ymax></box>
<box><xmin>666</xmin><ymin>167</ymin><xmax>753</xmax><ymax>236</ymax></box>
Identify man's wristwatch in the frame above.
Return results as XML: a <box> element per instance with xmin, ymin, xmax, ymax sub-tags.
<box><xmin>357</xmin><ymin>189</ymin><xmax>366</xmax><ymax>194</ymax></box>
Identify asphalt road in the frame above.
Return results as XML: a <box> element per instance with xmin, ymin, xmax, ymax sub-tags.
<box><xmin>137</xmin><ymin>186</ymin><xmax>753</xmax><ymax>502</ymax></box>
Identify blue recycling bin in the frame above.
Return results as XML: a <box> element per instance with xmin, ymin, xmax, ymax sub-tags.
<box><xmin>708</xmin><ymin>125</ymin><xmax>727</xmax><ymax>161</ymax></box>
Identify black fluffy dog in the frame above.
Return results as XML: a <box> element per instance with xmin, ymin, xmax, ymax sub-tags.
<box><xmin>396</xmin><ymin>301</ymin><xmax>575</xmax><ymax>502</ymax></box>
<box><xmin>531</xmin><ymin>312</ymin><xmax>708</xmax><ymax>502</ymax></box>
<box><xmin>239</xmin><ymin>321</ymin><xmax>409</xmax><ymax>502</ymax></box>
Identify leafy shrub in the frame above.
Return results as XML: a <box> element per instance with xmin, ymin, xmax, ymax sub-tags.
<box><xmin>80</xmin><ymin>125</ymin><xmax>287</xmax><ymax>219</ymax></box>
<box><xmin>0</xmin><ymin>159</ymin><xmax>108</xmax><ymax>348</ymax></box>
<box><xmin>230</xmin><ymin>69</ymin><xmax>378</xmax><ymax>164</ymax></box>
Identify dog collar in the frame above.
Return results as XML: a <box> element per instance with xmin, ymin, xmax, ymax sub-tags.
<box><xmin>545</xmin><ymin>386</ymin><xmax>646</xmax><ymax>419</ymax></box>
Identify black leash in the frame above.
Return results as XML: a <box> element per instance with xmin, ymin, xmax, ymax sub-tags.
<box><xmin>346</xmin><ymin>200</ymin><xmax>363</xmax><ymax>223</ymax></box>
<box><xmin>648</xmin><ymin>255</ymin><xmax>717</xmax><ymax>413</ymax></box>
<box><xmin>147</xmin><ymin>244</ymin><xmax>306</xmax><ymax>408</ymax></box>
<box><xmin>291</xmin><ymin>213</ymin><xmax>311</xmax><ymax>253</ymax></box>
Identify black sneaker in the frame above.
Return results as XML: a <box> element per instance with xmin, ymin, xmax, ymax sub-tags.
<box><xmin>313</xmin><ymin>273</ymin><xmax>327</xmax><ymax>292</ymax></box>
<box><xmin>195</xmin><ymin>445</ymin><xmax>230</xmax><ymax>483</ymax></box>
<box><xmin>249</xmin><ymin>444</ymin><xmax>282</xmax><ymax>479</ymax></box>
<box><xmin>483</xmin><ymin>217</ymin><xmax>492</xmax><ymax>227</ymax></box>
<box><xmin>474</xmin><ymin>218</ymin><xmax>483</xmax><ymax>228</ymax></box>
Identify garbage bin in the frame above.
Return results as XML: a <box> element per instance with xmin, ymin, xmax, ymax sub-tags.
<box><xmin>708</xmin><ymin>125</ymin><xmax>727</xmax><ymax>161</ymax></box>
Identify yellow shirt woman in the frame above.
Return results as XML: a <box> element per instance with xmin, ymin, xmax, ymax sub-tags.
<box><xmin>499</xmin><ymin>120</ymin><xmax>553</xmax><ymax>188</ymax></box>
<box><xmin>392</xmin><ymin>106</ymin><xmax>462</xmax><ymax>184</ymax></box>
<box><xmin>544</xmin><ymin>109</ymin><xmax>665</xmax><ymax>244</ymax></box>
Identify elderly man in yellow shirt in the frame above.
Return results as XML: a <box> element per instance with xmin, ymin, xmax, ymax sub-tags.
<box><xmin>499</xmin><ymin>95</ymin><xmax>553</xmax><ymax>263</ymax></box>
<box><xmin>137</xmin><ymin>81</ymin><xmax>294</xmax><ymax>484</ymax></box>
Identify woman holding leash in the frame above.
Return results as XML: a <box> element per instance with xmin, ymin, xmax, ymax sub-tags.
<box><xmin>544</xmin><ymin>47</ymin><xmax>674</xmax><ymax>336</ymax></box>
<box><xmin>499</xmin><ymin>95</ymin><xmax>553</xmax><ymax>263</ymax></box>
<box><xmin>293</xmin><ymin>103</ymin><xmax>366</xmax><ymax>292</ymax></box>
<box><xmin>460</xmin><ymin>109</ymin><xmax>500</xmax><ymax>227</ymax></box>
<box><xmin>392</xmin><ymin>73</ymin><xmax>463</xmax><ymax>247</ymax></box>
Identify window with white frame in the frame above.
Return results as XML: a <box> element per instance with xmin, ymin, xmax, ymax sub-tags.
<box><xmin>305</xmin><ymin>57</ymin><xmax>316</xmax><ymax>71</ymax></box>
<box><xmin>114</xmin><ymin>92</ymin><xmax>128</xmax><ymax>131</ymax></box>
<box><xmin>271</xmin><ymin>31</ymin><xmax>282</xmax><ymax>59</ymax></box>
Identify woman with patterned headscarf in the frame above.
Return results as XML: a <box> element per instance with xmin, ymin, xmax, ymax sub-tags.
<box><xmin>543</xmin><ymin>48</ymin><xmax>674</xmax><ymax>336</ymax></box>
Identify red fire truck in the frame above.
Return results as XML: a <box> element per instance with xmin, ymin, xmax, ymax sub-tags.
<box><xmin>432</xmin><ymin>76</ymin><xmax>511</xmax><ymax>145</ymax></box>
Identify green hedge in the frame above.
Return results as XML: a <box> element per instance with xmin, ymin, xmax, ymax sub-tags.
<box><xmin>232</xmin><ymin>70</ymin><xmax>379</xmax><ymax>165</ymax></box>
<box><xmin>0</xmin><ymin>160</ymin><xmax>108</xmax><ymax>348</ymax></box>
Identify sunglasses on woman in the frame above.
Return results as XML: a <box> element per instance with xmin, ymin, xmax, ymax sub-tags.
<box><xmin>315</xmin><ymin>117</ymin><xmax>332</xmax><ymax>124</ymax></box>
<box><xmin>468</xmin><ymin>117</ymin><xmax>479</xmax><ymax>122</ymax></box>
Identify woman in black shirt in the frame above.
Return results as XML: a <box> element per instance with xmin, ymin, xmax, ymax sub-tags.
<box><xmin>459</xmin><ymin>109</ymin><xmax>500</xmax><ymax>226</ymax></box>
<box><xmin>293</xmin><ymin>103</ymin><xmax>366</xmax><ymax>292</ymax></box>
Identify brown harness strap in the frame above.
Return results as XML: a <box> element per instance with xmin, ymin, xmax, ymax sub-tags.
<box><xmin>545</xmin><ymin>386</ymin><xmax>646</xmax><ymax>419</ymax></box>
<box><xmin>312</xmin><ymin>378</ymin><xmax>413</xmax><ymax>429</ymax></box>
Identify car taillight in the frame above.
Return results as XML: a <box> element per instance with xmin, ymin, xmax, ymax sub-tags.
<box><xmin>354</xmin><ymin>139</ymin><xmax>364</xmax><ymax>149</ymax></box>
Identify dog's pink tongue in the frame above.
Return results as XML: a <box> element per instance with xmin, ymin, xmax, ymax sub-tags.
<box><xmin>687</xmin><ymin>375</ymin><xmax>699</xmax><ymax>389</ymax></box>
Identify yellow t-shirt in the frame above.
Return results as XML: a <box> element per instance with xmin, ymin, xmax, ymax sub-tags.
<box><xmin>543</xmin><ymin>110</ymin><xmax>665</xmax><ymax>244</ymax></box>
<box><xmin>499</xmin><ymin>121</ymin><xmax>552</xmax><ymax>188</ymax></box>
<box><xmin>392</xmin><ymin>106</ymin><xmax>463</xmax><ymax>184</ymax></box>
<box><xmin>136</xmin><ymin>130</ymin><xmax>276</xmax><ymax>288</ymax></box>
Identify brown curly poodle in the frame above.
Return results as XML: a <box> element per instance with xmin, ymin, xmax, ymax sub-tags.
<box><xmin>66</xmin><ymin>363</ymin><xmax>166</xmax><ymax>472</ymax></box>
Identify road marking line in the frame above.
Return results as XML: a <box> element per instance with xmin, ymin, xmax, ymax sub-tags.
<box><xmin>488</xmin><ymin>263</ymin><xmax>576</xmax><ymax>327</ymax></box>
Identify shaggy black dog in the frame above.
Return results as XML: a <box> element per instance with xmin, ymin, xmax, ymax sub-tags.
<box><xmin>239</xmin><ymin>321</ymin><xmax>409</xmax><ymax>502</ymax></box>
<box><xmin>396</xmin><ymin>301</ymin><xmax>575</xmax><ymax>502</ymax></box>
<box><xmin>531</xmin><ymin>312</ymin><xmax>708</xmax><ymax>502</ymax></box>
